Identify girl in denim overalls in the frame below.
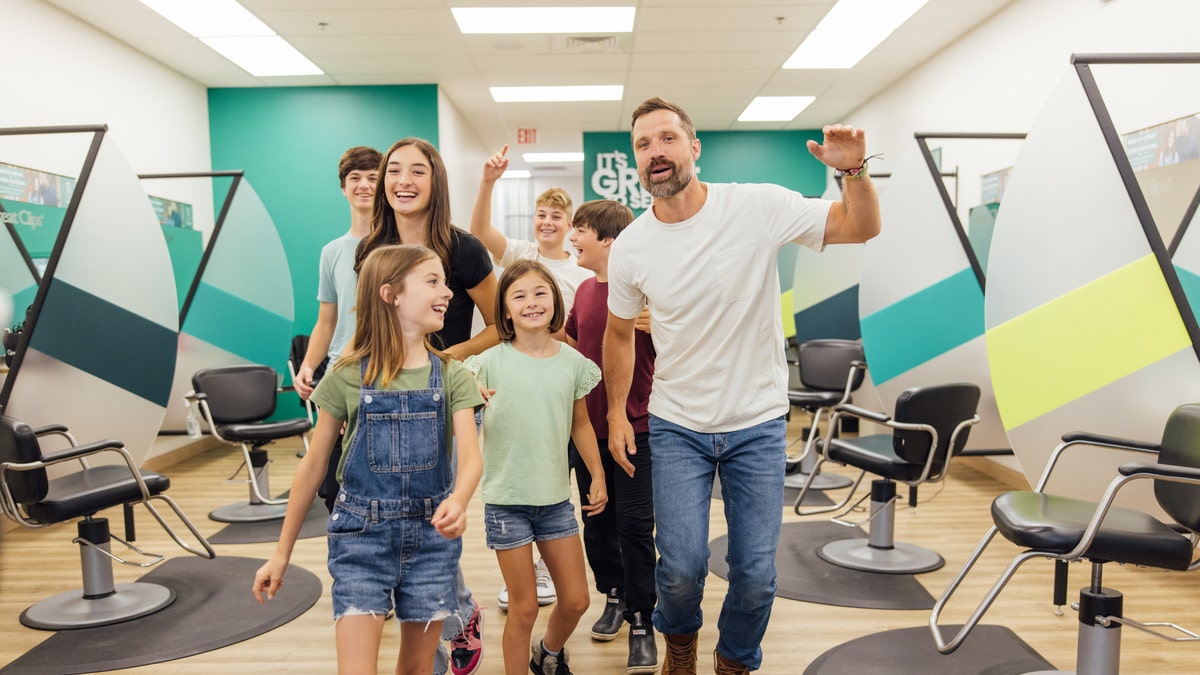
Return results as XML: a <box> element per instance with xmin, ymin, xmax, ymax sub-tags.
<box><xmin>254</xmin><ymin>245</ymin><xmax>484</xmax><ymax>674</ymax></box>
<box><xmin>465</xmin><ymin>259</ymin><xmax>609</xmax><ymax>675</ymax></box>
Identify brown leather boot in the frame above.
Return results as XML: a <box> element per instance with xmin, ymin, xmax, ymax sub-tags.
<box><xmin>713</xmin><ymin>648</ymin><xmax>750</xmax><ymax>675</ymax></box>
<box><xmin>661</xmin><ymin>633</ymin><xmax>698</xmax><ymax>674</ymax></box>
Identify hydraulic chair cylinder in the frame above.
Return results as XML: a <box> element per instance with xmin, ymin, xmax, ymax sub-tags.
<box><xmin>78</xmin><ymin>518</ymin><xmax>116</xmax><ymax>599</ymax></box>
<box><xmin>867</xmin><ymin>479</ymin><xmax>896</xmax><ymax>549</ymax></box>
<box><xmin>1077</xmin><ymin>586</ymin><xmax>1122</xmax><ymax>675</ymax></box>
<box><xmin>248</xmin><ymin>447</ymin><xmax>270</xmax><ymax>505</ymax></box>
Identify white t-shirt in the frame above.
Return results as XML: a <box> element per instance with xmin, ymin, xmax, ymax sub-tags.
<box><xmin>497</xmin><ymin>238</ymin><xmax>594</xmax><ymax>312</ymax></box>
<box><xmin>608</xmin><ymin>182</ymin><xmax>831</xmax><ymax>432</ymax></box>
<box><xmin>316</xmin><ymin>232</ymin><xmax>361</xmax><ymax>360</ymax></box>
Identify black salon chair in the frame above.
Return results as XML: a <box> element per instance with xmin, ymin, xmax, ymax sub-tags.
<box><xmin>186</xmin><ymin>364</ymin><xmax>311</xmax><ymax>522</ymax></box>
<box><xmin>784</xmin><ymin>339</ymin><xmax>867</xmax><ymax>492</ymax></box>
<box><xmin>795</xmin><ymin>382</ymin><xmax>981</xmax><ymax>573</ymax></box>
<box><xmin>0</xmin><ymin>414</ymin><xmax>215</xmax><ymax>630</ymax></box>
<box><xmin>930</xmin><ymin>403</ymin><xmax>1200</xmax><ymax>673</ymax></box>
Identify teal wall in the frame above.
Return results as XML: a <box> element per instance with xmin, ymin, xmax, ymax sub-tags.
<box><xmin>583</xmin><ymin>129</ymin><xmax>827</xmax><ymax>216</ymax></box>
<box><xmin>208</xmin><ymin>85</ymin><xmax>440</xmax><ymax>346</ymax></box>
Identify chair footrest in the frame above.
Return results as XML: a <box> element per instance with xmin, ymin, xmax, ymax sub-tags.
<box><xmin>1098</xmin><ymin>614</ymin><xmax>1200</xmax><ymax>642</ymax></box>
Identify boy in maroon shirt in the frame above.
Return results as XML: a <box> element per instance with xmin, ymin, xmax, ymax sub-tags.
<box><xmin>564</xmin><ymin>200</ymin><xmax>658</xmax><ymax>673</ymax></box>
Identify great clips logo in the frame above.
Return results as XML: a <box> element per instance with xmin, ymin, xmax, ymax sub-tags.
<box><xmin>590</xmin><ymin>150</ymin><xmax>653</xmax><ymax>210</ymax></box>
<box><xmin>0</xmin><ymin>208</ymin><xmax>45</xmax><ymax>229</ymax></box>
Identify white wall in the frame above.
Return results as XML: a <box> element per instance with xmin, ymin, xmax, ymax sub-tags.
<box><xmin>2</xmin><ymin>0</ymin><xmax>213</xmax><ymax>231</ymax></box>
<box><xmin>436</xmin><ymin>88</ymin><xmax>491</xmax><ymax>231</ymax></box>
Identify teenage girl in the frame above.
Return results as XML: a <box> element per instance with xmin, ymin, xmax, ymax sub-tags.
<box><xmin>465</xmin><ymin>259</ymin><xmax>608</xmax><ymax>675</ymax></box>
<box><xmin>253</xmin><ymin>244</ymin><xmax>484</xmax><ymax>675</ymax></box>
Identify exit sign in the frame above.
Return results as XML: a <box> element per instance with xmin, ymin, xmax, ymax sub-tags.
<box><xmin>517</xmin><ymin>128</ymin><xmax>538</xmax><ymax>144</ymax></box>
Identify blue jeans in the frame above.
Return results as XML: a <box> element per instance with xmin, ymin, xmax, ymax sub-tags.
<box><xmin>649</xmin><ymin>414</ymin><xmax>786</xmax><ymax>670</ymax></box>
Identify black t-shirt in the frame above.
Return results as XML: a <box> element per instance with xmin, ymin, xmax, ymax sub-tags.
<box><xmin>434</xmin><ymin>229</ymin><xmax>493</xmax><ymax>349</ymax></box>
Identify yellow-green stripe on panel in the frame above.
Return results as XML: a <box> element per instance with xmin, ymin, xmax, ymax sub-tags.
<box><xmin>987</xmin><ymin>254</ymin><xmax>1191</xmax><ymax>430</ymax></box>
<box><xmin>780</xmin><ymin>288</ymin><xmax>795</xmax><ymax>339</ymax></box>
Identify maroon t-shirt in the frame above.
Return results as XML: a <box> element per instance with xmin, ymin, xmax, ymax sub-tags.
<box><xmin>565</xmin><ymin>278</ymin><xmax>655</xmax><ymax>439</ymax></box>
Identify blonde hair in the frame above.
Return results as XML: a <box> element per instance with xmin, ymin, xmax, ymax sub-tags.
<box><xmin>494</xmin><ymin>259</ymin><xmax>566</xmax><ymax>341</ymax></box>
<box><xmin>337</xmin><ymin>244</ymin><xmax>446</xmax><ymax>387</ymax></box>
<box><xmin>535</xmin><ymin>187</ymin><xmax>573</xmax><ymax>219</ymax></box>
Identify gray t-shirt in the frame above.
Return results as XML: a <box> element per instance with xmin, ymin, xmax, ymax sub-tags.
<box><xmin>317</xmin><ymin>232</ymin><xmax>361</xmax><ymax>360</ymax></box>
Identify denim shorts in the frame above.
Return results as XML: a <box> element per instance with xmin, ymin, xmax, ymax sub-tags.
<box><xmin>483</xmin><ymin>500</ymin><xmax>579</xmax><ymax>550</ymax></box>
<box><xmin>326</xmin><ymin>501</ymin><xmax>461</xmax><ymax>623</ymax></box>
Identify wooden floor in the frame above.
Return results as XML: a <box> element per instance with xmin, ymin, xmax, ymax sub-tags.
<box><xmin>2</xmin><ymin>419</ymin><xmax>1199</xmax><ymax>674</ymax></box>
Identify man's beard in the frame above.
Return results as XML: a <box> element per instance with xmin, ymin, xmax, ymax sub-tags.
<box><xmin>640</xmin><ymin>159</ymin><xmax>694</xmax><ymax>199</ymax></box>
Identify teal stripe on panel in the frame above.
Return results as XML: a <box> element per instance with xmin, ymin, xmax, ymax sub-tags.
<box><xmin>1175</xmin><ymin>264</ymin><xmax>1200</xmax><ymax>324</ymax></box>
<box><xmin>794</xmin><ymin>285</ymin><xmax>860</xmax><ymax>343</ymax></box>
<box><xmin>860</xmin><ymin>268</ymin><xmax>984</xmax><ymax>384</ymax></box>
<box><xmin>184</xmin><ymin>281</ymin><xmax>292</xmax><ymax>371</ymax></box>
<box><xmin>29</xmin><ymin>279</ymin><xmax>176</xmax><ymax>406</ymax></box>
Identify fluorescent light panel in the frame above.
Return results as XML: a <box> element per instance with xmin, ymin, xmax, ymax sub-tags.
<box><xmin>201</xmin><ymin>37</ymin><xmax>323</xmax><ymax>77</ymax></box>
<box><xmin>140</xmin><ymin>0</ymin><xmax>322</xmax><ymax>76</ymax></box>
<box><xmin>738</xmin><ymin>96</ymin><xmax>816</xmax><ymax>122</ymax></box>
<box><xmin>783</xmin><ymin>0</ymin><xmax>929</xmax><ymax>69</ymax></box>
<box><xmin>140</xmin><ymin>0</ymin><xmax>271</xmax><ymax>36</ymax></box>
<box><xmin>452</xmin><ymin>7</ymin><xmax>636</xmax><ymax>34</ymax></box>
<box><xmin>501</xmin><ymin>170</ymin><xmax>533</xmax><ymax>179</ymax></box>
<box><xmin>523</xmin><ymin>153</ymin><xmax>585</xmax><ymax>163</ymax></box>
<box><xmin>491</xmin><ymin>85</ymin><xmax>623</xmax><ymax>102</ymax></box>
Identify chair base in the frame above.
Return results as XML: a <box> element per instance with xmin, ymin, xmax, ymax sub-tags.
<box><xmin>784</xmin><ymin>471</ymin><xmax>853</xmax><ymax>491</ymax></box>
<box><xmin>209</xmin><ymin>501</ymin><xmax>288</xmax><ymax>523</ymax></box>
<box><xmin>818</xmin><ymin>538</ymin><xmax>944</xmax><ymax>574</ymax></box>
<box><xmin>20</xmin><ymin>582</ymin><xmax>176</xmax><ymax>630</ymax></box>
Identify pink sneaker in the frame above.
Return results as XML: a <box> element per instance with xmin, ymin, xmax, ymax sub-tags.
<box><xmin>449</xmin><ymin>605</ymin><xmax>483</xmax><ymax>675</ymax></box>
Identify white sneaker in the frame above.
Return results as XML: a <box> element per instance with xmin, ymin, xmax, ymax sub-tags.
<box><xmin>534</xmin><ymin>558</ymin><xmax>557</xmax><ymax>605</ymax></box>
<box><xmin>498</xmin><ymin>558</ymin><xmax>558</xmax><ymax>612</ymax></box>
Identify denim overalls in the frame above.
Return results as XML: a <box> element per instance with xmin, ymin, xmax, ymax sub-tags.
<box><xmin>326</xmin><ymin>355</ymin><xmax>460</xmax><ymax>623</ymax></box>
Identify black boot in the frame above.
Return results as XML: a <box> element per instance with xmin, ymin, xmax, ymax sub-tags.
<box><xmin>590</xmin><ymin>588</ymin><xmax>626</xmax><ymax>641</ymax></box>
<box><xmin>626</xmin><ymin>611</ymin><xmax>658</xmax><ymax>674</ymax></box>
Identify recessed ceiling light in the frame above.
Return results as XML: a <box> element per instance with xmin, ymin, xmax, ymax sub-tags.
<box><xmin>140</xmin><ymin>0</ymin><xmax>323</xmax><ymax>77</ymax></box>
<box><xmin>783</xmin><ymin>0</ymin><xmax>929</xmax><ymax>69</ymax></box>
<box><xmin>523</xmin><ymin>153</ymin><xmax>585</xmax><ymax>163</ymax></box>
<box><xmin>451</xmin><ymin>7</ymin><xmax>636</xmax><ymax>34</ymax></box>
<box><xmin>738</xmin><ymin>96</ymin><xmax>816</xmax><ymax>122</ymax></box>
<box><xmin>490</xmin><ymin>85</ymin><xmax>623</xmax><ymax>102</ymax></box>
<box><xmin>500</xmin><ymin>170</ymin><xmax>533</xmax><ymax>179</ymax></box>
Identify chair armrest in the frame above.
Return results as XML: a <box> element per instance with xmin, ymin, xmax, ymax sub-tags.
<box><xmin>1118</xmin><ymin>461</ymin><xmax>1200</xmax><ymax>482</ymax></box>
<box><xmin>32</xmin><ymin>424</ymin><xmax>69</xmax><ymax>436</ymax></box>
<box><xmin>184</xmin><ymin>391</ymin><xmax>206</xmax><ymax>401</ymax></box>
<box><xmin>1061</xmin><ymin>431</ymin><xmax>1160</xmax><ymax>453</ymax></box>
<box><xmin>834</xmin><ymin>403</ymin><xmax>890</xmax><ymax>424</ymax></box>
<box><xmin>3</xmin><ymin>439</ymin><xmax>154</xmax><ymax>504</ymax></box>
<box><xmin>1033</xmin><ymin>431</ymin><xmax>1160</xmax><ymax>492</ymax></box>
<box><xmin>39</xmin><ymin>438</ymin><xmax>125</xmax><ymax>464</ymax></box>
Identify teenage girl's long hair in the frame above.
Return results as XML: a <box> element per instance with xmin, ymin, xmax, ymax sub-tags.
<box><xmin>354</xmin><ymin>137</ymin><xmax>455</xmax><ymax>275</ymax></box>
<box><xmin>336</xmin><ymin>244</ymin><xmax>446</xmax><ymax>387</ymax></box>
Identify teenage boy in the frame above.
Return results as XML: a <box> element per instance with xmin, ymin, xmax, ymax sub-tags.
<box><xmin>296</xmin><ymin>147</ymin><xmax>382</xmax><ymax>514</ymax></box>
<box><xmin>471</xmin><ymin>144</ymin><xmax>593</xmax><ymax>313</ymax></box>
<box><xmin>295</xmin><ymin>146</ymin><xmax>380</xmax><ymax>403</ymax></box>
<box><xmin>564</xmin><ymin>199</ymin><xmax>659</xmax><ymax>673</ymax></box>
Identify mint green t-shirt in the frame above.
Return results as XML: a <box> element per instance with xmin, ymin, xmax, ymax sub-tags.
<box><xmin>465</xmin><ymin>342</ymin><xmax>601</xmax><ymax>506</ymax></box>
<box><xmin>311</xmin><ymin>356</ymin><xmax>484</xmax><ymax>482</ymax></box>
